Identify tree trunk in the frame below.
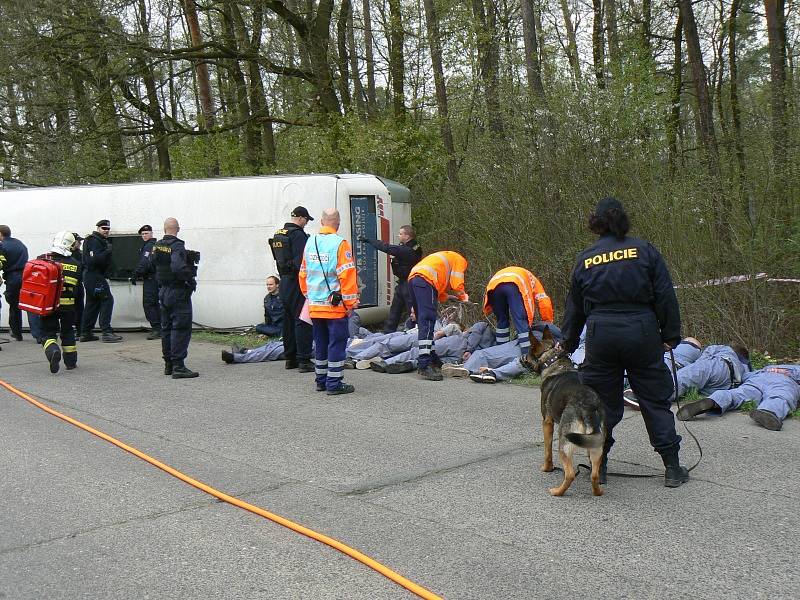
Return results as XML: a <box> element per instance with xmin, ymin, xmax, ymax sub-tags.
<box><xmin>422</xmin><ymin>0</ymin><xmax>458</xmax><ymax>187</ymax></box>
<box><xmin>678</xmin><ymin>0</ymin><xmax>720</xmax><ymax>175</ymax></box>
<box><xmin>520</xmin><ymin>0</ymin><xmax>545</xmax><ymax>100</ymax></box>
<box><xmin>591</xmin><ymin>0</ymin><xmax>605</xmax><ymax>87</ymax></box>
<box><xmin>666</xmin><ymin>12</ymin><xmax>683</xmax><ymax>177</ymax></box>
<box><xmin>387</xmin><ymin>0</ymin><xmax>406</xmax><ymax>120</ymax></box>
<box><xmin>606</xmin><ymin>0</ymin><xmax>620</xmax><ymax>72</ymax></box>
<box><xmin>347</xmin><ymin>2</ymin><xmax>367</xmax><ymax>118</ymax></box>
<box><xmin>471</xmin><ymin>0</ymin><xmax>503</xmax><ymax>134</ymax></box>
<box><xmin>337</xmin><ymin>0</ymin><xmax>353</xmax><ymax>111</ymax></box>
<box><xmin>728</xmin><ymin>0</ymin><xmax>754</xmax><ymax>226</ymax></box>
<box><xmin>362</xmin><ymin>0</ymin><xmax>377</xmax><ymax>115</ymax></box>
<box><xmin>764</xmin><ymin>0</ymin><xmax>788</xmax><ymax>197</ymax></box>
<box><xmin>559</xmin><ymin>0</ymin><xmax>581</xmax><ymax>83</ymax></box>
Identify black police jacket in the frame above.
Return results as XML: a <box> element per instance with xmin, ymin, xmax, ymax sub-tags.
<box><xmin>272</xmin><ymin>223</ymin><xmax>309</xmax><ymax>278</ymax></box>
<box><xmin>264</xmin><ymin>293</ymin><xmax>284</xmax><ymax>326</ymax></box>
<box><xmin>151</xmin><ymin>235</ymin><xmax>197</xmax><ymax>290</ymax></box>
<box><xmin>133</xmin><ymin>238</ymin><xmax>157</xmax><ymax>280</ymax></box>
<box><xmin>83</xmin><ymin>232</ymin><xmax>113</xmax><ymax>277</ymax></box>
<box><xmin>561</xmin><ymin>234</ymin><xmax>681</xmax><ymax>352</ymax></box>
<box><xmin>0</xmin><ymin>236</ymin><xmax>29</xmax><ymax>275</ymax></box>
<box><xmin>364</xmin><ymin>238</ymin><xmax>422</xmax><ymax>280</ymax></box>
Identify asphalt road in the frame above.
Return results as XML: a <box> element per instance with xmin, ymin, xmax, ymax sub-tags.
<box><xmin>1</xmin><ymin>333</ymin><xmax>798</xmax><ymax>599</ymax></box>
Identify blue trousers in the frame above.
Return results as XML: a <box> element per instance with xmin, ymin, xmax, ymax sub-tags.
<box><xmin>313</xmin><ymin>317</ymin><xmax>350</xmax><ymax>391</ymax></box>
<box><xmin>488</xmin><ymin>282</ymin><xmax>531</xmax><ymax>350</ymax></box>
<box><xmin>464</xmin><ymin>341</ymin><xmax>523</xmax><ymax>381</ymax></box>
<box><xmin>143</xmin><ymin>278</ymin><xmax>161</xmax><ymax>330</ymax></box>
<box><xmin>159</xmin><ymin>285</ymin><xmax>193</xmax><ymax>363</ymax></box>
<box><xmin>709</xmin><ymin>372</ymin><xmax>799</xmax><ymax>420</ymax></box>
<box><xmin>4</xmin><ymin>272</ymin><xmax>23</xmax><ymax>338</ymax></box>
<box><xmin>233</xmin><ymin>341</ymin><xmax>285</xmax><ymax>363</ymax></box>
<box><xmin>409</xmin><ymin>277</ymin><xmax>439</xmax><ymax>369</ymax></box>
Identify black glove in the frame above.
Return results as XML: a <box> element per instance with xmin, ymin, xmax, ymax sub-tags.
<box><xmin>129</xmin><ymin>277</ymin><xmax>137</xmax><ymax>285</ymax></box>
<box><xmin>358</xmin><ymin>237</ymin><xmax>369</xmax><ymax>243</ymax></box>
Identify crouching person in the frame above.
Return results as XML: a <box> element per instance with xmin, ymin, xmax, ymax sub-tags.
<box><xmin>39</xmin><ymin>232</ymin><xmax>82</xmax><ymax>373</ymax></box>
<box><xmin>299</xmin><ymin>209</ymin><xmax>360</xmax><ymax>395</ymax></box>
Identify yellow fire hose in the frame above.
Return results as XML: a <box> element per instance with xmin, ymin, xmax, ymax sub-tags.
<box><xmin>1</xmin><ymin>379</ymin><xmax>442</xmax><ymax>600</ymax></box>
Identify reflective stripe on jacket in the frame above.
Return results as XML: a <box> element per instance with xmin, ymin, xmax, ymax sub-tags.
<box><xmin>299</xmin><ymin>226</ymin><xmax>360</xmax><ymax>318</ymax></box>
<box><xmin>482</xmin><ymin>266</ymin><xmax>554</xmax><ymax>324</ymax></box>
<box><xmin>408</xmin><ymin>251</ymin><xmax>468</xmax><ymax>302</ymax></box>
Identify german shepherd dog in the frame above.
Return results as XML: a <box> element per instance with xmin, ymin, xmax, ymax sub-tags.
<box><xmin>523</xmin><ymin>328</ymin><xmax>606</xmax><ymax>496</ymax></box>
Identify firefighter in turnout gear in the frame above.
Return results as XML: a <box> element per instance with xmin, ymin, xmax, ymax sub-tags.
<box><xmin>561</xmin><ymin>197</ymin><xmax>688</xmax><ymax>489</ymax></box>
<box><xmin>131</xmin><ymin>224</ymin><xmax>161</xmax><ymax>339</ymax></box>
<box><xmin>359</xmin><ymin>224</ymin><xmax>422</xmax><ymax>333</ymax></box>
<box><xmin>40</xmin><ymin>232</ymin><xmax>82</xmax><ymax>373</ymax></box>
<box><xmin>151</xmin><ymin>218</ymin><xmax>199</xmax><ymax>379</ymax></box>
<box><xmin>269</xmin><ymin>206</ymin><xmax>314</xmax><ymax>372</ymax></box>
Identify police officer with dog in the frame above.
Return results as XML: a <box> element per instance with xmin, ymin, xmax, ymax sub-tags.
<box><xmin>151</xmin><ymin>217</ymin><xmax>199</xmax><ymax>379</ymax></box>
<box><xmin>359</xmin><ymin>224</ymin><xmax>422</xmax><ymax>333</ymax></box>
<box><xmin>561</xmin><ymin>197</ymin><xmax>689</xmax><ymax>488</ymax></box>
<box><xmin>130</xmin><ymin>224</ymin><xmax>161</xmax><ymax>339</ymax></box>
<box><xmin>269</xmin><ymin>207</ymin><xmax>314</xmax><ymax>372</ymax></box>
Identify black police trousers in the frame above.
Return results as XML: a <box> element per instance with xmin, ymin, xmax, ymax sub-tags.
<box><xmin>42</xmin><ymin>309</ymin><xmax>77</xmax><ymax>367</ymax></box>
<box><xmin>81</xmin><ymin>273</ymin><xmax>114</xmax><ymax>334</ymax></box>
<box><xmin>159</xmin><ymin>285</ymin><xmax>192</xmax><ymax>363</ymax></box>
<box><xmin>142</xmin><ymin>278</ymin><xmax>161</xmax><ymax>330</ymax></box>
<box><xmin>280</xmin><ymin>277</ymin><xmax>312</xmax><ymax>362</ymax></box>
<box><xmin>579</xmin><ymin>309</ymin><xmax>681</xmax><ymax>456</ymax></box>
<box><xmin>3</xmin><ymin>271</ymin><xmax>23</xmax><ymax>338</ymax></box>
<box><xmin>383</xmin><ymin>279</ymin><xmax>412</xmax><ymax>334</ymax></box>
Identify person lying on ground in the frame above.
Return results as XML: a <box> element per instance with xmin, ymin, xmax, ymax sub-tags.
<box><xmin>368</xmin><ymin>327</ymin><xmax>469</xmax><ymax>373</ymax></box>
<box><xmin>676</xmin><ymin>364</ymin><xmax>799</xmax><ymax>431</ymax></box>
<box><xmin>622</xmin><ymin>337</ymin><xmax>704</xmax><ymax>408</ymax></box>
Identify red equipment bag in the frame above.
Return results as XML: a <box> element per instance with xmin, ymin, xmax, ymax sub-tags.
<box><xmin>19</xmin><ymin>256</ymin><xmax>64</xmax><ymax>316</ymax></box>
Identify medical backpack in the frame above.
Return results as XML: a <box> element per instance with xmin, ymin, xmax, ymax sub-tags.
<box><xmin>19</xmin><ymin>256</ymin><xmax>63</xmax><ymax>316</ymax></box>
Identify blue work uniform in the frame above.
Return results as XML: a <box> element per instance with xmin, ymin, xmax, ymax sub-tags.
<box><xmin>706</xmin><ymin>365</ymin><xmax>800</xmax><ymax>421</ymax></box>
<box><xmin>561</xmin><ymin>234</ymin><xmax>682</xmax><ymax>458</ymax></box>
<box><xmin>0</xmin><ymin>236</ymin><xmax>29</xmax><ymax>339</ymax></box>
<box><xmin>676</xmin><ymin>345</ymin><xmax>751</xmax><ymax>397</ymax></box>
<box><xmin>256</xmin><ymin>292</ymin><xmax>284</xmax><ymax>336</ymax></box>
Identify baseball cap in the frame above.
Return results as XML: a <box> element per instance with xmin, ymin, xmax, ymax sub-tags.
<box><xmin>291</xmin><ymin>206</ymin><xmax>314</xmax><ymax>221</ymax></box>
<box><xmin>594</xmin><ymin>197</ymin><xmax>623</xmax><ymax>217</ymax></box>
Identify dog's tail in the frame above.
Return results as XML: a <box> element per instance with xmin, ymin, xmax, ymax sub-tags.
<box><xmin>564</xmin><ymin>431</ymin><xmax>604</xmax><ymax>448</ymax></box>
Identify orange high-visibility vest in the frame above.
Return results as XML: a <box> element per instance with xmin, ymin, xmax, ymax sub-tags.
<box><xmin>299</xmin><ymin>226</ymin><xmax>360</xmax><ymax>318</ymax></box>
<box><xmin>408</xmin><ymin>251</ymin><xmax>468</xmax><ymax>302</ymax></box>
<box><xmin>482</xmin><ymin>266</ymin><xmax>553</xmax><ymax>324</ymax></box>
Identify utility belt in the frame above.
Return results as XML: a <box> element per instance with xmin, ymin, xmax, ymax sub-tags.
<box><xmin>589</xmin><ymin>302</ymin><xmax>652</xmax><ymax>313</ymax></box>
<box><xmin>721</xmin><ymin>357</ymin><xmax>742</xmax><ymax>388</ymax></box>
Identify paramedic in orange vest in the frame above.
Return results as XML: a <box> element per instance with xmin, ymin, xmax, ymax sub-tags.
<box><xmin>407</xmin><ymin>251</ymin><xmax>469</xmax><ymax>381</ymax></box>
<box><xmin>299</xmin><ymin>209</ymin><xmax>360</xmax><ymax>395</ymax></box>
<box><xmin>483</xmin><ymin>266</ymin><xmax>554</xmax><ymax>352</ymax></box>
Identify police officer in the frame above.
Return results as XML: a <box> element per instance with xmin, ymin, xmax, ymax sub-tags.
<box><xmin>39</xmin><ymin>232</ymin><xmax>82</xmax><ymax>373</ymax></box>
<box><xmin>269</xmin><ymin>206</ymin><xmax>314</xmax><ymax>372</ymax></box>
<box><xmin>0</xmin><ymin>224</ymin><xmax>29</xmax><ymax>341</ymax></box>
<box><xmin>71</xmin><ymin>233</ymin><xmax>85</xmax><ymax>341</ymax></box>
<box><xmin>80</xmin><ymin>219</ymin><xmax>123</xmax><ymax>343</ymax></box>
<box><xmin>130</xmin><ymin>224</ymin><xmax>161</xmax><ymax>339</ymax></box>
<box><xmin>359</xmin><ymin>225</ymin><xmax>422</xmax><ymax>333</ymax></box>
<box><xmin>151</xmin><ymin>217</ymin><xmax>199</xmax><ymax>379</ymax></box>
<box><xmin>561</xmin><ymin>197</ymin><xmax>689</xmax><ymax>488</ymax></box>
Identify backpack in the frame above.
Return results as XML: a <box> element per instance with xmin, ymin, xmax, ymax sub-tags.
<box><xmin>19</xmin><ymin>256</ymin><xmax>64</xmax><ymax>316</ymax></box>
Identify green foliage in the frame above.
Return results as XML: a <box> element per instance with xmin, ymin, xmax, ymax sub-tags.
<box><xmin>193</xmin><ymin>330</ymin><xmax>275</xmax><ymax>348</ymax></box>
<box><xmin>750</xmin><ymin>351</ymin><xmax>778</xmax><ymax>371</ymax></box>
<box><xmin>510</xmin><ymin>372</ymin><xmax>541</xmax><ymax>388</ymax></box>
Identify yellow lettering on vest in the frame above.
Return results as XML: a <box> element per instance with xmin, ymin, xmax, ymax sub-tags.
<box><xmin>629</xmin><ymin>248</ymin><xmax>638</xmax><ymax>259</ymax></box>
<box><xmin>592</xmin><ymin>255</ymin><xmax>602</xmax><ymax>266</ymax></box>
<box><xmin>612</xmin><ymin>250</ymin><xmax>624</xmax><ymax>260</ymax></box>
<box><xmin>62</xmin><ymin>263</ymin><xmax>78</xmax><ymax>272</ymax></box>
<box><xmin>584</xmin><ymin>258</ymin><xmax>592</xmax><ymax>269</ymax></box>
<box><xmin>585</xmin><ymin>247</ymin><xmax>640</xmax><ymax>269</ymax></box>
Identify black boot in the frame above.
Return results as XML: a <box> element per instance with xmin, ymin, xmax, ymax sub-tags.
<box><xmin>676</xmin><ymin>397</ymin><xmax>717</xmax><ymax>421</ymax></box>
<box><xmin>418</xmin><ymin>365</ymin><xmax>443</xmax><ymax>381</ymax></box>
<box><xmin>661</xmin><ymin>448</ymin><xmax>690</xmax><ymax>488</ymax></box>
<box><xmin>45</xmin><ymin>343</ymin><xmax>62</xmax><ymax>374</ymax></box>
<box><xmin>171</xmin><ymin>361</ymin><xmax>199</xmax><ymax>379</ymax></box>
<box><xmin>285</xmin><ymin>358</ymin><xmax>299</xmax><ymax>369</ymax></box>
<box><xmin>297</xmin><ymin>360</ymin><xmax>315</xmax><ymax>373</ymax></box>
<box><xmin>146</xmin><ymin>328</ymin><xmax>162</xmax><ymax>340</ymax></box>
<box><xmin>164</xmin><ymin>360</ymin><xmax>173</xmax><ymax>376</ymax></box>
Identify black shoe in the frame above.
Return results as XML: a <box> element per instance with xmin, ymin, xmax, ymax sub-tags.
<box><xmin>344</xmin><ymin>358</ymin><xmax>356</xmax><ymax>369</ymax></box>
<box><xmin>65</xmin><ymin>364</ymin><xmax>77</xmax><ymax>370</ymax></box>
<box><xmin>164</xmin><ymin>361</ymin><xmax>173</xmax><ymax>376</ymax></box>
<box><xmin>12</xmin><ymin>334</ymin><xmax>23</xmax><ymax>341</ymax></box>
<box><xmin>146</xmin><ymin>329</ymin><xmax>162</xmax><ymax>340</ymax></box>
<box><xmin>231</xmin><ymin>344</ymin><xmax>247</xmax><ymax>354</ymax></box>
<box><xmin>285</xmin><ymin>359</ymin><xmax>299</xmax><ymax>370</ymax></box>
<box><xmin>386</xmin><ymin>361</ymin><xmax>415</xmax><ymax>374</ymax></box>
<box><xmin>221</xmin><ymin>350</ymin><xmax>235</xmax><ymax>364</ymax></box>
<box><xmin>327</xmin><ymin>383</ymin><xmax>355</xmax><ymax>395</ymax></box>
<box><xmin>298</xmin><ymin>360</ymin><xmax>315</xmax><ymax>373</ymax></box>
<box><xmin>172</xmin><ymin>365</ymin><xmax>199</xmax><ymax>379</ymax></box>
<box><xmin>676</xmin><ymin>398</ymin><xmax>717</xmax><ymax>421</ymax></box>
<box><xmin>47</xmin><ymin>346</ymin><xmax>62</xmax><ymax>374</ymax></box>
<box><xmin>664</xmin><ymin>465</ymin><xmax>690</xmax><ymax>488</ymax></box>
<box><xmin>418</xmin><ymin>365</ymin><xmax>443</xmax><ymax>381</ymax></box>
<box><xmin>101</xmin><ymin>332</ymin><xmax>123</xmax><ymax>343</ymax></box>
<box><xmin>316</xmin><ymin>383</ymin><xmax>327</xmax><ymax>392</ymax></box>
<box><xmin>750</xmin><ymin>409</ymin><xmax>782</xmax><ymax>431</ymax></box>
<box><xmin>80</xmin><ymin>334</ymin><xmax>100</xmax><ymax>342</ymax></box>
<box><xmin>370</xmin><ymin>360</ymin><xmax>388</xmax><ymax>373</ymax></box>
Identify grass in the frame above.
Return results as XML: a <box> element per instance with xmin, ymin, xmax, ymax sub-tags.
<box><xmin>510</xmin><ymin>372</ymin><xmax>541</xmax><ymax>387</ymax></box>
<box><xmin>193</xmin><ymin>330</ymin><xmax>276</xmax><ymax>348</ymax></box>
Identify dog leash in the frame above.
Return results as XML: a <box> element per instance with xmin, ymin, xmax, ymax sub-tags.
<box><xmin>570</xmin><ymin>348</ymin><xmax>703</xmax><ymax>479</ymax></box>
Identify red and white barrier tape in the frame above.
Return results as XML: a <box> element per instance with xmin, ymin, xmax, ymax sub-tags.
<box><xmin>675</xmin><ymin>273</ymin><xmax>800</xmax><ymax>289</ymax></box>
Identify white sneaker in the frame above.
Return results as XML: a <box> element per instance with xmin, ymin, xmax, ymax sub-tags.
<box><xmin>623</xmin><ymin>388</ymin><xmax>640</xmax><ymax>410</ymax></box>
<box><xmin>469</xmin><ymin>371</ymin><xmax>497</xmax><ymax>383</ymax></box>
<box><xmin>441</xmin><ymin>364</ymin><xmax>469</xmax><ymax>378</ymax></box>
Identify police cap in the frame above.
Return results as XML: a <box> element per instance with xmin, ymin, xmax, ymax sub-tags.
<box><xmin>96</xmin><ymin>219</ymin><xmax>111</xmax><ymax>228</ymax></box>
<box><xmin>291</xmin><ymin>206</ymin><xmax>314</xmax><ymax>221</ymax></box>
<box><xmin>138</xmin><ymin>224</ymin><xmax>153</xmax><ymax>234</ymax></box>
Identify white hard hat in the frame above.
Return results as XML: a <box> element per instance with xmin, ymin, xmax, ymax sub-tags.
<box><xmin>50</xmin><ymin>231</ymin><xmax>76</xmax><ymax>256</ymax></box>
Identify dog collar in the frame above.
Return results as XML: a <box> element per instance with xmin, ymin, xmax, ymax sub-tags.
<box><xmin>539</xmin><ymin>351</ymin><xmax>567</xmax><ymax>372</ymax></box>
